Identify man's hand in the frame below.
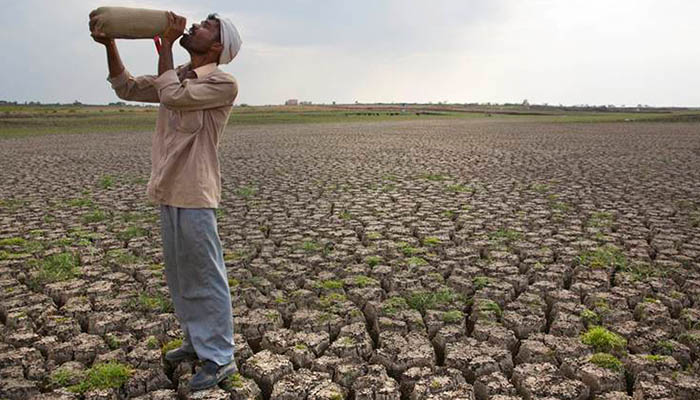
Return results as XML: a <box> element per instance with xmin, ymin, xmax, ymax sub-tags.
<box><xmin>162</xmin><ymin>11</ymin><xmax>186</xmax><ymax>45</ymax></box>
<box><xmin>89</xmin><ymin>16</ymin><xmax>113</xmax><ymax>46</ymax></box>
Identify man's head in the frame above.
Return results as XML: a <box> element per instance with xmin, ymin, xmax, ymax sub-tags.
<box><xmin>180</xmin><ymin>14</ymin><xmax>223</xmax><ymax>64</ymax></box>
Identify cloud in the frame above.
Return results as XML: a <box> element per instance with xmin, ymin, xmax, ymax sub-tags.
<box><xmin>1</xmin><ymin>0</ymin><xmax>698</xmax><ymax>106</ymax></box>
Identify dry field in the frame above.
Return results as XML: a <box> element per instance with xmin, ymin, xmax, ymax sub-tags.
<box><xmin>1</xmin><ymin>118</ymin><xmax>699</xmax><ymax>399</ymax></box>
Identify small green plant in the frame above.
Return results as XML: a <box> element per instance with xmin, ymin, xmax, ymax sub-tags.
<box><xmin>365</xmin><ymin>255</ymin><xmax>382</xmax><ymax>267</ymax></box>
<box><xmin>576</xmin><ymin>246</ymin><xmax>627</xmax><ymax>270</ymax></box>
<box><xmin>301</xmin><ymin>240</ymin><xmax>320</xmax><ymax>252</ymax></box>
<box><xmin>314</xmin><ymin>279</ymin><xmax>344</xmax><ymax>290</ymax></box>
<box><xmin>106</xmin><ymin>249</ymin><xmax>141</xmax><ymax>265</ymax></box>
<box><xmin>445</xmin><ymin>184</ymin><xmax>472</xmax><ymax>193</ymax></box>
<box><xmin>655</xmin><ymin>340</ymin><xmax>674</xmax><ymax>355</ymax></box>
<box><xmin>423</xmin><ymin>236</ymin><xmax>442</xmax><ymax>247</ymax></box>
<box><xmin>339</xmin><ymin>210</ymin><xmax>352</xmax><ymax>220</ymax></box>
<box><xmin>353</xmin><ymin>275</ymin><xmax>378</xmax><ymax>287</ymax></box>
<box><xmin>473</xmin><ymin>276</ymin><xmax>490</xmax><ymax>291</ymax></box>
<box><xmin>580</xmin><ymin>308</ymin><xmax>601</xmax><ymax>326</ymax></box>
<box><xmin>587</xmin><ymin>211</ymin><xmax>613</xmax><ymax>227</ymax></box>
<box><xmin>67</xmin><ymin>196</ymin><xmax>94</xmax><ymax>208</ymax></box>
<box><xmin>488</xmin><ymin>229</ymin><xmax>522</xmax><ymax>242</ymax></box>
<box><xmin>406</xmin><ymin>288</ymin><xmax>463</xmax><ymax>314</ymax></box>
<box><xmin>420</xmin><ymin>173</ymin><xmax>448</xmax><ymax>181</ymax></box>
<box><xmin>442</xmin><ymin>310</ymin><xmax>464</xmax><ymax>324</ymax></box>
<box><xmin>33</xmin><ymin>252</ymin><xmax>80</xmax><ymax>284</ymax></box>
<box><xmin>581</xmin><ymin>326</ymin><xmax>627</xmax><ymax>353</ymax></box>
<box><xmin>227</xmin><ymin>373</ymin><xmax>244</xmax><ymax>388</ymax></box>
<box><xmin>161</xmin><ymin>339</ymin><xmax>183</xmax><ymax>355</ymax></box>
<box><xmin>478</xmin><ymin>300</ymin><xmax>503</xmax><ymax>319</ymax></box>
<box><xmin>105</xmin><ymin>334</ymin><xmax>120</xmax><ymax>350</ymax></box>
<box><xmin>67</xmin><ymin>362</ymin><xmax>133</xmax><ymax>393</ymax></box>
<box><xmin>235</xmin><ymin>185</ymin><xmax>257</xmax><ymax>199</ymax></box>
<box><xmin>589</xmin><ymin>353</ymin><xmax>623</xmax><ymax>371</ymax></box>
<box><xmin>382</xmin><ymin>296</ymin><xmax>409</xmax><ymax>315</ymax></box>
<box><xmin>83</xmin><ymin>209</ymin><xmax>108</xmax><ymax>223</ymax></box>
<box><xmin>532</xmin><ymin>183</ymin><xmax>549</xmax><ymax>193</ymax></box>
<box><xmin>366</xmin><ymin>232</ymin><xmax>382</xmax><ymax>240</ymax></box>
<box><xmin>642</xmin><ymin>354</ymin><xmax>668</xmax><ymax>363</ymax></box>
<box><xmin>397</xmin><ymin>241</ymin><xmax>421</xmax><ymax>256</ymax></box>
<box><xmin>99</xmin><ymin>175</ymin><xmax>115</xmax><ymax>189</ymax></box>
<box><xmin>146</xmin><ymin>336</ymin><xmax>159</xmax><ymax>349</ymax></box>
<box><xmin>50</xmin><ymin>368</ymin><xmax>82</xmax><ymax>387</ymax></box>
<box><xmin>406</xmin><ymin>256</ymin><xmax>428</xmax><ymax>267</ymax></box>
<box><xmin>130</xmin><ymin>292</ymin><xmax>173</xmax><ymax>313</ymax></box>
<box><xmin>0</xmin><ymin>237</ymin><xmax>26</xmax><ymax>246</ymax></box>
<box><xmin>116</xmin><ymin>226</ymin><xmax>147</xmax><ymax>242</ymax></box>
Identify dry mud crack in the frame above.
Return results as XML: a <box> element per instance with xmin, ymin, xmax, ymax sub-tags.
<box><xmin>0</xmin><ymin>119</ymin><xmax>699</xmax><ymax>399</ymax></box>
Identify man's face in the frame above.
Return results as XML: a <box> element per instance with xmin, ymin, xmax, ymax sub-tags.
<box><xmin>180</xmin><ymin>17</ymin><xmax>221</xmax><ymax>55</ymax></box>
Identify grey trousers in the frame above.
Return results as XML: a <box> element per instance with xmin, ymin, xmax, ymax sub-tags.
<box><xmin>160</xmin><ymin>205</ymin><xmax>234</xmax><ymax>366</ymax></box>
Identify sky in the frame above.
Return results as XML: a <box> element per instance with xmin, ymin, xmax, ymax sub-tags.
<box><xmin>2</xmin><ymin>0</ymin><xmax>699</xmax><ymax>107</ymax></box>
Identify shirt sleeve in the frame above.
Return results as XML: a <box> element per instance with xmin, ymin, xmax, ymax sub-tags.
<box><xmin>106</xmin><ymin>69</ymin><xmax>160</xmax><ymax>103</ymax></box>
<box><xmin>153</xmin><ymin>69</ymin><xmax>236</xmax><ymax>111</ymax></box>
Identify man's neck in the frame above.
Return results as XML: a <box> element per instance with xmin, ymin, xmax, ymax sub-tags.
<box><xmin>189</xmin><ymin>53</ymin><xmax>215</xmax><ymax>70</ymax></box>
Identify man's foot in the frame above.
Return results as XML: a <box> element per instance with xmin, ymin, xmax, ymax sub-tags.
<box><xmin>190</xmin><ymin>360</ymin><xmax>238</xmax><ymax>391</ymax></box>
<box><xmin>164</xmin><ymin>346</ymin><xmax>197</xmax><ymax>362</ymax></box>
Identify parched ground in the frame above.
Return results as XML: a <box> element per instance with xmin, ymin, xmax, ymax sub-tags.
<box><xmin>1</xmin><ymin>118</ymin><xmax>699</xmax><ymax>400</ymax></box>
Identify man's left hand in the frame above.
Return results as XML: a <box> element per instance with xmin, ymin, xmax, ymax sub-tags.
<box><xmin>162</xmin><ymin>11</ymin><xmax>186</xmax><ymax>44</ymax></box>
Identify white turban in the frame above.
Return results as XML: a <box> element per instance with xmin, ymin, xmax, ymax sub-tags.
<box><xmin>211</xmin><ymin>14</ymin><xmax>241</xmax><ymax>65</ymax></box>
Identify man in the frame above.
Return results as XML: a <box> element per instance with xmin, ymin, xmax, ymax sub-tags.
<box><xmin>90</xmin><ymin>11</ymin><xmax>242</xmax><ymax>391</ymax></box>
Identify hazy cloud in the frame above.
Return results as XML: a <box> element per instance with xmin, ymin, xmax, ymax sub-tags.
<box><xmin>1</xmin><ymin>0</ymin><xmax>698</xmax><ymax>106</ymax></box>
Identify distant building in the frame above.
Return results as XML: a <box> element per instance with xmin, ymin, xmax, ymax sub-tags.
<box><xmin>285</xmin><ymin>99</ymin><xmax>298</xmax><ymax>106</ymax></box>
<box><xmin>300</xmin><ymin>101</ymin><xmax>312</xmax><ymax>105</ymax></box>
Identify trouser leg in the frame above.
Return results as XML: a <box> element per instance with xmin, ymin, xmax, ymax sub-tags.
<box><xmin>174</xmin><ymin>207</ymin><xmax>234</xmax><ymax>366</ymax></box>
<box><xmin>160</xmin><ymin>205</ymin><xmax>195</xmax><ymax>351</ymax></box>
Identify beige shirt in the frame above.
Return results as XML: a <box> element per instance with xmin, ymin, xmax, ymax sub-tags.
<box><xmin>107</xmin><ymin>63</ymin><xmax>237</xmax><ymax>208</ymax></box>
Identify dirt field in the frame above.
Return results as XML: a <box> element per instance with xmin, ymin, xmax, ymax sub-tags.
<box><xmin>1</xmin><ymin>118</ymin><xmax>699</xmax><ymax>399</ymax></box>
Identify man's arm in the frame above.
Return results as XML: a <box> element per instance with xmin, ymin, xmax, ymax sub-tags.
<box><xmin>90</xmin><ymin>22</ymin><xmax>159</xmax><ymax>103</ymax></box>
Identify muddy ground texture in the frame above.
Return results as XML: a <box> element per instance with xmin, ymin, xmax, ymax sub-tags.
<box><xmin>1</xmin><ymin>119</ymin><xmax>700</xmax><ymax>400</ymax></box>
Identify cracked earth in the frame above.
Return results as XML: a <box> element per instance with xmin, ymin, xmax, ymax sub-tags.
<box><xmin>1</xmin><ymin>118</ymin><xmax>699</xmax><ymax>399</ymax></box>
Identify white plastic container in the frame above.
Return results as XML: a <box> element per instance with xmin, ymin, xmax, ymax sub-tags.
<box><xmin>89</xmin><ymin>7</ymin><xmax>168</xmax><ymax>39</ymax></box>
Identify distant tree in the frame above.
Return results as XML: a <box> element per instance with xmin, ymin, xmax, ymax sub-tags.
<box><xmin>522</xmin><ymin>99</ymin><xmax>529</xmax><ymax>107</ymax></box>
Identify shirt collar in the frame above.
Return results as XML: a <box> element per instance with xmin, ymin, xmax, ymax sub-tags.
<box><xmin>193</xmin><ymin>63</ymin><xmax>218</xmax><ymax>78</ymax></box>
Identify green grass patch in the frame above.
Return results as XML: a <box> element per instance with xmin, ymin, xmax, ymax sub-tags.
<box><xmin>581</xmin><ymin>326</ymin><xmax>627</xmax><ymax>353</ymax></box>
<box><xmin>580</xmin><ymin>308</ymin><xmax>601</xmax><ymax>326</ymax></box>
<box><xmin>129</xmin><ymin>292</ymin><xmax>173</xmax><ymax>313</ymax></box>
<box><xmin>314</xmin><ymin>279</ymin><xmax>344</xmax><ymax>291</ymax></box>
<box><xmin>161</xmin><ymin>339</ymin><xmax>183</xmax><ymax>355</ymax></box>
<box><xmin>83</xmin><ymin>209</ymin><xmax>108</xmax><ymax>223</ymax></box>
<box><xmin>67</xmin><ymin>362</ymin><xmax>133</xmax><ymax>393</ymax></box>
<box><xmin>442</xmin><ymin>310</ymin><xmax>464</xmax><ymax>324</ymax></box>
<box><xmin>423</xmin><ymin>236</ymin><xmax>442</xmax><ymax>247</ymax></box>
<box><xmin>365</xmin><ymin>255</ymin><xmax>382</xmax><ymax>267</ymax></box>
<box><xmin>98</xmin><ymin>175</ymin><xmax>115</xmax><ymax>189</ymax></box>
<box><xmin>488</xmin><ymin>229</ymin><xmax>523</xmax><ymax>242</ymax></box>
<box><xmin>235</xmin><ymin>185</ymin><xmax>257</xmax><ymax>199</ymax></box>
<box><xmin>301</xmin><ymin>240</ymin><xmax>320</xmax><ymax>252</ymax></box>
<box><xmin>116</xmin><ymin>226</ymin><xmax>147</xmax><ymax>242</ymax></box>
<box><xmin>353</xmin><ymin>275</ymin><xmax>379</xmax><ymax>287</ymax></box>
<box><xmin>472</xmin><ymin>276</ymin><xmax>490</xmax><ymax>291</ymax></box>
<box><xmin>106</xmin><ymin>249</ymin><xmax>142</xmax><ymax>265</ymax></box>
<box><xmin>405</xmin><ymin>256</ymin><xmax>428</xmax><ymax>267</ymax></box>
<box><xmin>477</xmin><ymin>299</ymin><xmax>503</xmax><ymax>319</ymax></box>
<box><xmin>406</xmin><ymin>288</ymin><xmax>464</xmax><ymax>314</ymax></box>
<box><xmin>32</xmin><ymin>252</ymin><xmax>80</xmax><ymax>284</ymax></box>
<box><xmin>576</xmin><ymin>245</ymin><xmax>627</xmax><ymax>270</ymax></box>
<box><xmin>589</xmin><ymin>353</ymin><xmax>624</xmax><ymax>371</ymax></box>
<box><xmin>381</xmin><ymin>296</ymin><xmax>409</xmax><ymax>315</ymax></box>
